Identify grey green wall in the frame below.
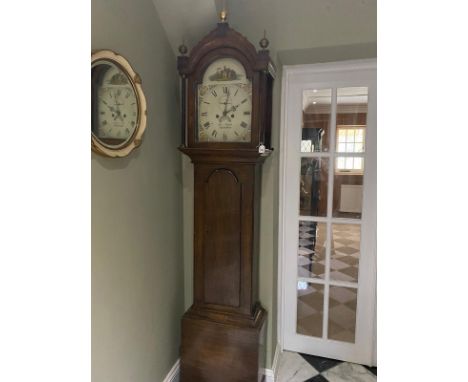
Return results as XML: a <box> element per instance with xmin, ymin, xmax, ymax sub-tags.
<box><xmin>92</xmin><ymin>0</ymin><xmax>183</xmax><ymax>381</ymax></box>
<box><xmin>258</xmin><ymin>66</ymin><xmax>282</xmax><ymax>368</ymax></box>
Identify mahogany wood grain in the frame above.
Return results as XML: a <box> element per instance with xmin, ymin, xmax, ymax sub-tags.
<box><xmin>192</xmin><ymin>161</ymin><xmax>260</xmax><ymax>317</ymax></box>
<box><xmin>203</xmin><ymin>168</ymin><xmax>241</xmax><ymax>307</ymax></box>
<box><xmin>180</xmin><ymin>307</ymin><xmax>266</xmax><ymax>382</ymax></box>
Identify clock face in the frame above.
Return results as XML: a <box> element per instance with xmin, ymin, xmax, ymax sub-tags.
<box><xmin>197</xmin><ymin>58</ymin><xmax>252</xmax><ymax>143</ymax></box>
<box><xmin>91</xmin><ymin>60</ymin><xmax>139</xmax><ymax>147</ymax></box>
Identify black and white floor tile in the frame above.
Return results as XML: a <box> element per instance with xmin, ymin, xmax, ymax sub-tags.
<box><xmin>276</xmin><ymin>351</ymin><xmax>376</xmax><ymax>382</ymax></box>
<box><xmin>298</xmin><ymin>222</ymin><xmax>361</xmax><ymax>284</ymax></box>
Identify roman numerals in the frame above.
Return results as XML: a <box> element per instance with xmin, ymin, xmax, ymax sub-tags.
<box><xmin>197</xmin><ymin>81</ymin><xmax>252</xmax><ymax>142</ymax></box>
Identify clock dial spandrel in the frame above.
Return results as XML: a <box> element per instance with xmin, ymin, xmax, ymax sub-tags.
<box><xmin>197</xmin><ymin>58</ymin><xmax>252</xmax><ymax>143</ymax></box>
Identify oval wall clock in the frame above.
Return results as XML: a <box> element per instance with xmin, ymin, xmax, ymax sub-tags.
<box><xmin>91</xmin><ymin>50</ymin><xmax>147</xmax><ymax>157</ymax></box>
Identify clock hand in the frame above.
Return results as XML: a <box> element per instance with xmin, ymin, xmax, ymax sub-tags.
<box><xmin>110</xmin><ymin>91</ymin><xmax>123</xmax><ymax>120</ymax></box>
<box><xmin>218</xmin><ymin>89</ymin><xmax>234</xmax><ymax>122</ymax></box>
<box><xmin>100</xmin><ymin>98</ymin><xmax>116</xmax><ymax>113</ymax></box>
<box><xmin>220</xmin><ymin>88</ymin><xmax>231</xmax><ymax>115</ymax></box>
<box><xmin>113</xmin><ymin>109</ymin><xmax>125</xmax><ymax>121</ymax></box>
<box><xmin>113</xmin><ymin>98</ymin><xmax>125</xmax><ymax>121</ymax></box>
<box><xmin>227</xmin><ymin>104</ymin><xmax>240</xmax><ymax>113</ymax></box>
<box><xmin>218</xmin><ymin>103</ymin><xmax>228</xmax><ymax>122</ymax></box>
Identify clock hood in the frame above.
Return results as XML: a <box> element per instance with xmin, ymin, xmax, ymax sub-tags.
<box><xmin>177</xmin><ymin>22</ymin><xmax>275</xmax><ymax>78</ymax></box>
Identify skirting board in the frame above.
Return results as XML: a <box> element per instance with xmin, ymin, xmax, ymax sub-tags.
<box><xmin>261</xmin><ymin>343</ymin><xmax>281</xmax><ymax>382</ymax></box>
<box><xmin>164</xmin><ymin>343</ymin><xmax>280</xmax><ymax>382</ymax></box>
<box><xmin>162</xmin><ymin>359</ymin><xmax>180</xmax><ymax>382</ymax></box>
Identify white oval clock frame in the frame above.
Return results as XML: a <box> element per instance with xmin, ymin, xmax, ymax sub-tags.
<box><xmin>91</xmin><ymin>50</ymin><xmax>148</xmax><ymax>158</ymax></box>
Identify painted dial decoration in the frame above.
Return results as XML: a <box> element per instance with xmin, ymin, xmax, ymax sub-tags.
<box><xmin>197</xmin><ymin>58</ymin><xmax>252</xmax><ymax>142</ymax></box>
<box><xmin>91</xmin><ymin>60</ymin><xmax>138</xmax><ymax>147</ymax></box>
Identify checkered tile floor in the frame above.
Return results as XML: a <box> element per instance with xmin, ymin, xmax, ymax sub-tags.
<box><xmin>297</xmin><ymin>222</ymin><xmax>360</xmax><ymax>342</ymax></box>
<box><xmin>277</xmin><ymin>351</ymin><xmax>377</xmax><ymax>382</ymax></box>
<box><xmin>298</xmin><ymin>222</ymin><xmax>361</xmax><ymax>283</ymax></box>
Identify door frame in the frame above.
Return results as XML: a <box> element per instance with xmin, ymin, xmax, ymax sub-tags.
<box><xmin>277</xmin><ymin>59</ymin><xmax>377</xmax><ymax>365</ymax></box>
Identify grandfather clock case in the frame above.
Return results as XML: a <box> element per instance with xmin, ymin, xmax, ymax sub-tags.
<box><xmin>178</xmin><ymin>18</ymin><xmax>275</xmax><ymax>382</ymax></box>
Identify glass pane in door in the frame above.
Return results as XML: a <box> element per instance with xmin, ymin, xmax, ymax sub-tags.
<box><xmin>300</xmin><ymin>158</ymin><xmax>329</xmax><ymax>217</ymax></box>
<box><xmin>333</xmin><ymin>166</ymin><xmax>364</xmax><ymax>219</ymax></box>
<box><xmin>297</xmin><ymin>282</ymin><xmax>324</xmax><ymax>337</ymax></box>
<box><xmin>336</xmin><ymin>87</ymin><xmax>368</xmax><ymax>126</ymax></box>
<box><xmin>328</xmin><ymin>286</ymin><xmax>358</xmax><ymax>343</ymax></box>
<box><xmin>333</xmin><ymin>87</ymin><xmax>368</xmax><ymax>219</ymax></box>
<box><xmin>298</xmin><ymin>221</ymin><xmax>327</xmax><ymax>279</ymax></box>
<box><xmin>330</xmin><ymin>224</ymin><xmax>361</xmax><ymax>283</ymax></box>
<box><xmin>301</xmin><ymin>89</ymin><xmax>332</xmax><ymax>152</ymax></box>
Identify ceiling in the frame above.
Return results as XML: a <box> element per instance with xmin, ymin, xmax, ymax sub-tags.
<box><xmin>151</xmin><ymin>0</ymin><xmax>377</xmax><ymax>65</ymax></box>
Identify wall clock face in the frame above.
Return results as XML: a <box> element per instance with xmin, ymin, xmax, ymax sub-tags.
<box><xmin>197</xmin><ymin>58</ymin><xmax>252</xmax><ymax>143</ymax></box>
<box><xmin>91</xmin><ymin>50</ymin><xmax>147</xmax><ymax>157</ymax></box>
<box><xmin>92</xmin><ymin>61</ymin><xmax>138</xmax><ymax>145</ymax></box>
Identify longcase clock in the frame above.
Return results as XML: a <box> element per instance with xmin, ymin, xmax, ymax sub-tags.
<box><xmin>177</xmin><ymin>13</ymin><xmax>275</xmax><ymax>382</ymax></box>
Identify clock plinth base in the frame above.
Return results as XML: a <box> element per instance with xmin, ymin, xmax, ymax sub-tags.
<box><xmin>180</xmin><ymin>307</ymin><xmax>267</xmax><ymax>382</ymax></box>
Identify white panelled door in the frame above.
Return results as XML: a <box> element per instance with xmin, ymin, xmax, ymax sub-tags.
<box><xmin>279</xmin><ymin>60</ymin><xmax>376</xmax><ymax>366</ymax></box>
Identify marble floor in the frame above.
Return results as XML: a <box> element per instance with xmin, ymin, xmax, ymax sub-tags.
<box><xmin>276</xmin><ymin>351</ymin><xmax>377</xmax><ymax>382</ymax></box>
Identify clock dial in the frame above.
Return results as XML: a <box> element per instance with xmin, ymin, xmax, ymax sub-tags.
<box><xmin>197</xmin><ymin>58</ymin><xmax>252</xmax><ymax>142</ymax></box>
<box><xmin>91</xmin><ymin>61</ymin><xmax>138</xmax><ymax>147</ymax></box>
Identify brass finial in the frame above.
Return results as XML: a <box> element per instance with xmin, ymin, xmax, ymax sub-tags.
<box><xmin>259</xmin><ymin>30</ymin><xmax>269</xmax><ymax>50</ymax></box>
<box><xmin>220</xmin><ymin>10</ymin><xmax>228</xmax><ymax>22</ymax></box>
<box><xmin>178</xmin><ymin>40</ymin><xmax>188</xmax><ymax>56</ymax></box>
